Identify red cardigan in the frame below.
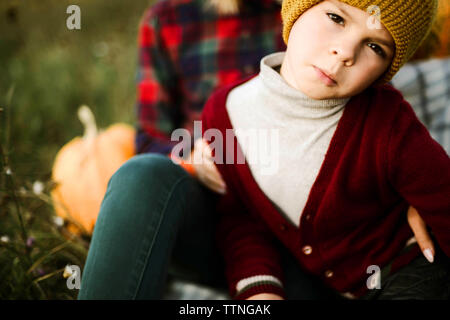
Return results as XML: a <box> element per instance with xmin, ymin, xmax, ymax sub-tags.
<box><xmin>201</xmin><ymin>76</ymin><xmax>450</xmax><ymax>299</ymax></box>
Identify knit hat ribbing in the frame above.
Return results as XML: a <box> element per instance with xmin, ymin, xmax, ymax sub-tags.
<box><xmin>281</xmin><ymin>0</ymin><xmax>438</xmax><ymax>83</ymax></box>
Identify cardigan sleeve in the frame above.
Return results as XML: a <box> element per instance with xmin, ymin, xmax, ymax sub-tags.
<box><xmin>387</xmin><ymin>100</ymin><xmax>450</xmax><ymax>257</ymax></box>
<box><xmin>215</xmin><ymin>187</ymin><xmax>286</xmax><ymax>299</ymax></box>
<box><xmin>201</xmin><ymin>88</ymin><xmax>285</xmax><ymax>299</ymax></box>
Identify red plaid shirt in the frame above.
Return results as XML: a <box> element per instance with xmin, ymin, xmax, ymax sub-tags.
<box><xmin>135</xmin><ymin>0</ymin><xmax>285</xmax><ymax>156</ymax></box>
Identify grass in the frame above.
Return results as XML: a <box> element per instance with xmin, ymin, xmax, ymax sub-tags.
<box><xmin>0</xmin><ymin>0</ymin><xmax>153</xmax><ymax>299</ymax></box>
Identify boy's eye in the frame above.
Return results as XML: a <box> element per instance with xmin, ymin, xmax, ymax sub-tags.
<box><xmin>327</xmin><ymin>13</ymin><xmax>344</xmax><ymax>25</ymax></box>
<box><xmin>367</xmin><ymin>43</ymin><xmax>386</xmax><ymax>57</ymax></box>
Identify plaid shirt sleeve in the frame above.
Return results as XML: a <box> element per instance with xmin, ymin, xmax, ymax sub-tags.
<box><xmin>135</xmin><ymin>8</ymin><xmax>183</xmax><ymax>156</ymax></box>
<box><xmin>134</xmin><ymin>0</ymin><xmax>285</xmax><ymax>160</ymax></box>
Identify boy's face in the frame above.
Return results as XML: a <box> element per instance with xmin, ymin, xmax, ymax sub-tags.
<box><xmin>281</xmin><ymin>0</ymin><xmax>395</xmax><ymax>99</ymax></box>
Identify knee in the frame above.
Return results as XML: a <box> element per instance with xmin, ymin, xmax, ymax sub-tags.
<box><xmin>109</xmin><ymin>153</ymin><xmax>188</xmax><ymax>192</ymax></box>
<box><xmin>94</xmin><ymin>153</ymin><xmax>190</xmax><ymax>230</ymax></box>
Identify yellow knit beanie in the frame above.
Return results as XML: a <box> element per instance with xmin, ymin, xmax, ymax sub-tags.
<box><xmin>281</xmin><ymin>0</ymin><xmax>438</xmax><ymax>83</ymax></box>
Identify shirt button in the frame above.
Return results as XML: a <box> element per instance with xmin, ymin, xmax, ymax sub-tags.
<box><xmin>324</xmin><ymin>270</ymin><xmax>334</xmax><ymax>278</ymax></box>
<box><xmin>302</xmin><ymin>245</ymin><xmax>313</xmax><ymax>255</ymax></box>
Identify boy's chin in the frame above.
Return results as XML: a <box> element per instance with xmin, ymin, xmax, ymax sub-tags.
<box><xmin>301</xmin><ymin>81</ymin><xmax>371</xmax><ymax>100</ymax></box>
<box><xmin>300</xmin><ymin>85</ymin><xmax>346</xmax><ymax>100</ymax></box>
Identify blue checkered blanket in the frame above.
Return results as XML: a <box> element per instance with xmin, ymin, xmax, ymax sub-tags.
<box><xmin>391</xmin><ymin>57</ymin><xmax>450</xmax><ymax>155</ymax></box>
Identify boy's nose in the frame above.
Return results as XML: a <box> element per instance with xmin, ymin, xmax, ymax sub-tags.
<box><xmin>329</xmin><ymin>44</ymin><xmax>357</xmax><ymax>67</ymax></box>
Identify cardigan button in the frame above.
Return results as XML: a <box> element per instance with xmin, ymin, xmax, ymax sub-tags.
<box><xmin>305</xmin><ymin>214</ymin><xmax>311</xmax><ymax>221</ymax></box>
<box><xmin>302</xmin><ymin>245</ymin><xmax>313</xmax><ymax>255</ymax></box>
<box><xmin>324</xmin><ymin>270</ymin><xmax>334</xmax><ymax>278</ymax></box>
<box><xmin>279</xmin><ymin>224</ymin><xmax>287</xmax><ymax>231</ymax></box>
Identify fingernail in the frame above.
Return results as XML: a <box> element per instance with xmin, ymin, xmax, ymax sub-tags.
<box><xmin>424</xmin><ymin>248</ymin><xmax>434</xmax><ymax>263</ymax></box>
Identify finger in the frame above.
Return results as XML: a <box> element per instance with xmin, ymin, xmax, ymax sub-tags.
<box><xmin>193</xmin><ymin>151</ymin><xmax>226</xmax><ymax>193</ymax></box>
<box><xmin>407</xmin><ymin>206</ymin><xmax>435</xmax><ymax>263</ymax></box>
<box><xmin>192</xmin><ymin>147</ymin><xmax>213</xmax><ymax>167</ymax></box>
<box><xmin>202</xmin><ymin>165</ymin><xmax>226</xmax><ymax>189</ymax></box>
<box><xmin>201</xmin><ymin>173</ymin><xmax>227</xmax><ymax>194</ymax></box>
<box><xmin>201</xmin><ymin>138</ymin><xmax>214</xmax><ymax>158</ymax></box>
<box><xmin>196</xmin><ymin>138</ymin><xmax>213</xmax><ymax>159</ymax></box>
<box><xmin>193</xmin><ymin>163</ymin><xmax>224</xmax><ymax>192</ymax></box>
<box><xmin>197</xmin><ymin>165</ymin><xmax>226</xmax><ymax>193</ymax></box>
<box><xmin>202</xmin><ymin>160</ymin><xmax>226</xmax><ymax>187</ymax></box>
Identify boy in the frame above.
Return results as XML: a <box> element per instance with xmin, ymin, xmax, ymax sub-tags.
<box><xmin>201</xmin><ymin>0</ymin><xmax>450</xmax><ymax>299</ymax></box>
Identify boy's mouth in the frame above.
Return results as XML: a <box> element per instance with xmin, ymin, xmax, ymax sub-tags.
<box><xmin>313</xmin><ymin>66</ymin><xmax>338</xmax><ymax>86</ymax></box>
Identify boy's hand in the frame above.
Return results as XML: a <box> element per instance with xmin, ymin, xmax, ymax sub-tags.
<box><xmin>190</xmin><ymin>138</ymin><xmax>227</xmax><ymax>194</ymax></box>
<box><xmin>246</xmin><ymin>293</ymin><xmax>284</xmax><ymax>300</ymax></box>
<box><xmin>407</xmin><ymin>206</ymin><xmax>435</xmax><ymax>263</ymax></box>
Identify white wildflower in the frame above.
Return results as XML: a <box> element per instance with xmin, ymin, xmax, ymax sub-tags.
<box><xmin>63</xmin><ymin>265</ymin><xmax>75</xmax><ymax>279</ymax></box>
<box><xmin>32</xmin><ymin>180</ymin><xmax>44</xmax><ymax>195</ymax></box>
<box><xmin>5</xmin><ymin>167</ymin><xmax>12</xmax><ymax>175</ymax></box>
<box><xmin>53</xmin><ymin>216</ymin><xmax>64</xmax><ymax>227</ymax></box>
<box><xmin>1</xmin><ymin>235</ymin><xmax>10</xmax><ymax>243</ymax></box>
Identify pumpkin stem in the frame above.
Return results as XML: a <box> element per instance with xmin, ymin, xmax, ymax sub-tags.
<box><xmin>78</xmin><ymin>105</ymin><xmax>98</xmax><ymax>142</ymax></box>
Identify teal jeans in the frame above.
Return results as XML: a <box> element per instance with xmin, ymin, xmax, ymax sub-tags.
<box><xmin>78</xmin><ymin>153</ymin><xmax>227</xmax><ymax>299</ymax></box>
<box><xmin>77</xmin><ymin>153</ymin><xmax>450</xmax><ymax>300</ymax></box>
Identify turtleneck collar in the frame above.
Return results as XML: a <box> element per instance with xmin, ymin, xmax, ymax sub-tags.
<box><xmin>259</xmin><ymin>52</ymin><xmax>350</xmax><ymax>115</ymax></box>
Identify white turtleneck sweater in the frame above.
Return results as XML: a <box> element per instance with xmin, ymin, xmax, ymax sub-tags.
<box><xmin>226</xmin><ymin>51</ymin><xmax>350</xmax><ymax>228</ymax></box>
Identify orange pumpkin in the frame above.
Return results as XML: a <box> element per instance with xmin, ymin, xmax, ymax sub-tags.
<box><xmin>51</xmin><ymin>105</ymin><xmax>135</xmax><ymax>235</ymax></box>
<box><xmin>411</xmin><ymin>0</ymin><xmax>450</xmax><ymax>61</ymax></box>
